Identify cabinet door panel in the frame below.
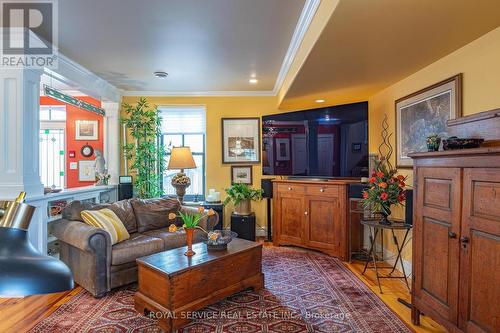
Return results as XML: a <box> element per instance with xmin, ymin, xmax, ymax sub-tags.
<box><xmin>275</xmin><ymin>193</ymin><xmax>304</xmax><ymax>246</ymax></box>
<box><xmin>460</xmin><ymin>168</ymin><xmax>500</xmax><ymax>333</ymax></box>
<box><xmin>306</xmin><ymin>196</ymin><xmax>339</xmax><ymax>251</ymax></box>
<box><xmin>414</xmin><ymin>167</ymin><xmax>461</xmax><ymax>324</ymax></box>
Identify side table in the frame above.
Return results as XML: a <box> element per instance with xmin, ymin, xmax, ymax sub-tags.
<box><xmin>361</xmin><ymin>219</ymin><xmax>412</xmax><ymax>293</ymax></box>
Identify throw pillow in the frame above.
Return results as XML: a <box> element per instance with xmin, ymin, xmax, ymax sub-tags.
<box><xmin>81</xmin><ymin>208</ymin><xmax>130</xmax><ymax>245</ymax></box>
<box><xmin>130</xmin><ymin>197</ymin><xmax>181</xmax><ymax>232</ymax></box>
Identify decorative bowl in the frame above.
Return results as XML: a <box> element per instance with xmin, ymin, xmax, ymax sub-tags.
<box><xmin>442</xmin><ymin>137</ymin><xmax>484</xmax><ymax>150</ymax></box>
<box><xmin>205</xmin><ymin>230</ymin><xmax>238</xmax><ymax>251</ymax></box>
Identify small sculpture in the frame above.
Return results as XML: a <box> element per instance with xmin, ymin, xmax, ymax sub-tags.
<box><xmin>94</xmin><ymin>149</ymin><xmax>110</xmax><ymax>185</ymax></box>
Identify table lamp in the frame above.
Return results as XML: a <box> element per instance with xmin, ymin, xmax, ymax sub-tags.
<box><xmin>167</xmin><ymin>147</ymin><xmax>197</xmax><ymax>203</ymax></box>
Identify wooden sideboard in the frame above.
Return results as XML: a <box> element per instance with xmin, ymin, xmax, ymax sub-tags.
<box><xmin>272</xmin><ymin>179</ymin><xmax>358</xmax><ymax>261</ymax></box>
<box><xmin>409</xmin><ymin>147</ymin><xmax>500</xmax><ymax>333</ymax></box>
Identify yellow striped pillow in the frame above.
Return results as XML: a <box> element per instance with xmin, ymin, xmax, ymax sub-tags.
<box><xmin>81</xmin><ymin>208</ymin><xmax>130</xmax><ymax>245</ymax></box>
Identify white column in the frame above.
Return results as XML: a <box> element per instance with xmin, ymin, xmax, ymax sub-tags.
<box><xmin>0</xmin><ymin>68</ymin><xmax>44</xmax><ymax>199</ymax></box>
<box><xmin>102</xmin><ymin>101</ymin><xmax>120</xmax><ymax>185</ymax></box>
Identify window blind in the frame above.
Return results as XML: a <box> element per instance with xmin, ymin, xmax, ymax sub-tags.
<box><xmin>159</xmin><ymin>106</ymin><xmax>206</xmax><ymax>134</ymax></box>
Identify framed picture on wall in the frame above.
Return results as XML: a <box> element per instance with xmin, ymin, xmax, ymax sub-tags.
<box><xmin>275</xmin><ymin>138</ymin><xmax>290</xmax><ymax>161</ymax></box>
<box><xmin>231</xmin><ymin>165</ymin><xmax>253</xmax><ymax>184</ymax></box>
<box><xmin>78</xmin><ymin>160</ymin><xmax>96</xmax><ymax>181</ymax></box>
<box><xmin>395</xmin><ymin>74</ymin><xmax>462</xmax><ymax>168</ymax></box>
<box><xmin>221</xmin><ymin>118</ymin><xmax>260</xmax><ymax>164</ymax></box>
<box><xmin>75</xmin><ymin>120</ymin><xmax>98</xmax><ymax>140</ymax></box>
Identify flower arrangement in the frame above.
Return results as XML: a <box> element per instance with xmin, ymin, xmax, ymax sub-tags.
<box><xmin>362</xmin><ymin>156</ymin><xmax>407</xmax><ymax>225</ymax></box>
<box><xmin>168</xmin><ymin>207</ymin><xmax>215</xmax><ymax>256</ymax></box>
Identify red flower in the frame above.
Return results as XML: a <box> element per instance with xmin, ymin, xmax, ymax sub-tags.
<box><xmin>380</xmin><ymin>192</ymin><xmax>388</xmax><ymax>200</ymax></box>
<box><xmin>369</xmin><ymin>177</ymin><xmax>376</xmax><ymax>183</ymax></box>
<box><xmin>397</xmin><ymin>175</ymin><xmax>405</xmax><ymax>181</ymax></box>
<box><xmin>378</xmin><ymin>182</ymin><xmax>388</xmax><ymax>189</ymax></box>
<box><xmin>398</xmin><ymin>191</ymin><xmax>406</xmax><ymax>203</ymax></box>
<box><xmin>362</xmin><ymin>191</ymin><xmax>369</xmax><ymax>199</ymax></box>
<box><xmin>376</xmin><ymin>171</ymin><xmax>384</xmax><ymax>178</ymax></box>
<box><xmin>399</xmin><ymin>181</ymin><xmax>406</xmax><ymax>187</ymax></box>
<box><xmin>371</xmin><ymin>172</ymin><xmax>377</xmax><ymax>177</ymax></box>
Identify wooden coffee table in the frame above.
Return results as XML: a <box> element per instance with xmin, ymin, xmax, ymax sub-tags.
<box><xmin>134</xmin><ymin>238</ymin><xmax>264</xmax><ymax>332</ymax></box>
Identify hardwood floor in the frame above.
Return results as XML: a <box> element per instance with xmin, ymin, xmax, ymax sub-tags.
<box><xmin>346</xmin><ymin>260</ymin><xmax>447</xmax><ymax>333</ymax></box>
<box><xmin>0</xmin><ymin>245</ymin><xmax>447</xmax><ymax>333</ymax></box>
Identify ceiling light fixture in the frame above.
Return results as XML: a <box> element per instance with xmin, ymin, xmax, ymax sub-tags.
<box><xmin>315</xmin><ymin>99</ymin><xmax>326</xmax><ymax>103</ymax></box>
<box><xmin>153</xmin><ymin>71</ymin><xmax>169</xmax><ymax>79</ymax></box>
<box><xmin>249</xmin><ymin>78</ymin><xmax>258</xmax><ymax>84</ymax></box>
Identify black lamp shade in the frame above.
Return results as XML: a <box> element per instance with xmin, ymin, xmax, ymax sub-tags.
<box><xmin>0</xmin><ymin>227</ymin><xmax>74</xmax><ymax>297</ymax></box>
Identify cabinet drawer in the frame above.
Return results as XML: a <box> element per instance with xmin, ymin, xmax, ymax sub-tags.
<box><xmin>276</xmin><ymin>184</ymin><xmax>305</xmax><ymax>194</ymax></box>
<box><xmin>306</xmin><ymin>185</ymin><xmax>339</xmax><ymax>197</ymax></box>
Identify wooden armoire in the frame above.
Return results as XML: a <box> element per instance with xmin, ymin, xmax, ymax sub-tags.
<box><xmin>410</xmin><ymin>144</ymin><xmax>500</xmax><ymax>333</ymax></box>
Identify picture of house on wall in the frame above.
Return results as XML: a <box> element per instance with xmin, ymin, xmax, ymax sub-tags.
<box><xmin>75</xmin><ymin>120</ymin><xmax>99</xmax><ymax>140</ymax></box>
<box><xmin>222</xmin><ymin>118</ymin><xmax>260</xmax><ymax>163</ymax></box>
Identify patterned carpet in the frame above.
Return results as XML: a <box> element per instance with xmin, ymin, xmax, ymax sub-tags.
<box><xmin>29</xmin><ymin>247</ymin><xmax>411</xmax><ymax>333</ymax></box>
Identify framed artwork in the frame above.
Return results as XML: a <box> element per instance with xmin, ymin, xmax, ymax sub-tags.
<box><xmin>395</xmin><ymin>74</ymin><xmax>462</xmax><ymax>168</ymax></box>
<box><xmin>275</xmin><ymin>138</ymin><xmax>290</xmax><ymax>161</ymax></box>
<box><xmin>78</xmin><ymin>160</ymin><xmax>96</xmax><ymax>181</ymax></box>
<box><xmin>221</xmin><ymin>118</ymin><xmax>260</xmax><ymax>164</ymax></box>
<box><xmin>75</xmin><ymin>120</ymin><xmax>98</xmax><ymax>140</ymax></box>
<box><xmin>231</xmin><ymin>165</ymin><xmax>253</xmax><ymax>184</ymax></box>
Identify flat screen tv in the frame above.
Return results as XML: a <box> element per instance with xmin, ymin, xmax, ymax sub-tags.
<box><xmin>262</xmin><ymin>101</ymin><xmax>368</xmax><ymax>178</ymax></box>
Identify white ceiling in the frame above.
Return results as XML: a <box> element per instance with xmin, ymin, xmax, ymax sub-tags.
<box><xmin>52</xmin><ymin>0</ymin><xmax>307</xmax><ymax>94</ymax></box>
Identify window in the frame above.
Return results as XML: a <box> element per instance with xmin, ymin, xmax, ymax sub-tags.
<box><xmin>40</xmin><ymin>105</ymin><xmax>66</xmax><ymax>189</ymax></box>
<box><xmin>160</xmin><ymin>106</ymin><xmax>206</xmax><ymax>200</ymax></box>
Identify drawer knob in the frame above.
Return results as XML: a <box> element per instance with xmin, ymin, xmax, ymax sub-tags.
<box><xmin>448</xmin><ymin>231</ymin><xmax>457</xmax><ymax>239</ymax></box>
<box><xmin>460</xmin><ymin>236</ymin><xmax>469</xmax><ymax>243</ymax></box>
<box><xmin>304</xmin><ymin>211</ymin><xmax>308</xmax><ymax>215</ymax></box>
<box><xmin>320</xmin><ymin>188</ymin><xmax>325</xmax><ymax>192</ymax></box>
<box><xmin>288</xmin><ymin>187</ymin><xmax>292</xmax><ymax>191</ymax></box>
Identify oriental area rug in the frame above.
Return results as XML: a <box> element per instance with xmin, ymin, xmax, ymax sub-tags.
<box><xmin>29</xmin><ymin>247</ymin><xmax>410</xmax><ymax>333</ymax></box>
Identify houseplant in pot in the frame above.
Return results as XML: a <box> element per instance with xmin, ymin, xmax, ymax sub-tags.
<box><xmin>168</xmin><ymin>207</ymin><xmax>215</xmax><ymax>256</ymax></box>
<box><xmin>223</xmin><ymin>183</ymin><xmax>263</xmax><ymax>215</ymax></box>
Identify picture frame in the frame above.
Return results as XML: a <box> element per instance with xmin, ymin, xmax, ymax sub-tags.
<box><xmin>221</xmin><ymin>118</ymin><xmax>260</xmax><ymax>164</ymax></box>
<box><xmin>231</xmin><ymin>165</ymin><xmax>253</xmax><ymax>184</ymax></box>
<box><xmin>78</xmin><ymin>160</ymin><xmax>96</xmax><ymax>181</ymax></box>
<box><xmin>395</xmin><ymin>74</ymin><xmax>462</xmax><ymax>168</ymax></box>
<box><xmin>75</xmin><ymin>120</ymin><xmax>99</xmax><ymax>140</ymax></box>
<box><xmin>275</xmin><ymin>138</ymin><xmax>290</xmax><ymax>161</ymax></box>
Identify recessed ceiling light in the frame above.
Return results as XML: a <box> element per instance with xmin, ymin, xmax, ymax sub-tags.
<box><xmin>153</xmin><ymin>71</ymin><xmax>168</xmax><ymax>79</ymax></box>
<box><xmin>315</xmin><ymin>99</ymin><xmax>326</xmax><ymax>103</ymax></box>
<box><xmin>249</xmin><ymin>78</ymin><xmax>258</xmax><ymax>84</ymax></box>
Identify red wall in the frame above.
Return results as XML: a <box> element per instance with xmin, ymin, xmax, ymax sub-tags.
<box><xmin>40</xmin><ymin>96</ymin><xmax>104</xmax><ymax>188</ymax></box>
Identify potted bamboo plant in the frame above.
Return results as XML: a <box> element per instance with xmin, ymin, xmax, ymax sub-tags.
<box><xmin>223</xmin><ymin>183</ymin><xmax>263</xmax><ymax>215</ymax></box>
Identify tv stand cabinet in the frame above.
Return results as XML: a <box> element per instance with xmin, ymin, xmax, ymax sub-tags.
<box><xmin>272</xmin><ymin>179</ymin><xmax>359</xmax><ymax>260</ymax></box>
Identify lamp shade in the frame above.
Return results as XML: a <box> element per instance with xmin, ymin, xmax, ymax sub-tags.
<box><xmin>167</xmin><ymin>147</ymin><xmax>197</xmax><ymax>170</ymax></box>
<box><xmin>0</xmin><ymin>200</ymin><xmax>74</xmax><ymax>297</ymax></box>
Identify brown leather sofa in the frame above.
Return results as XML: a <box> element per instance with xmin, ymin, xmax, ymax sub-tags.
<box><xmin>51</xmin><ymin>197</ymin><xmax>218</xmax><ymax>297</ymax></box>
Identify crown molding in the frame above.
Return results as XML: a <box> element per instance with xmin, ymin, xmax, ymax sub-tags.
<box><xmin>124</xmin><ymin>90</ymin><xmax>276</xmax><ymax>97</ymax></box>
<box><xmin>44</xmin><ymin>52</ymin><xmax>123</xmax><ymax>102</ymax></box>
<box><xmin>272</xmin><ymin>0</ymin><xmax>320</xmax><ymax>95</ymax></box>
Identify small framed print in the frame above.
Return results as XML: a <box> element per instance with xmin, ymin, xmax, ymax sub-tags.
<box><xmin>231</xmin><ymin>165</ymin><xmax>253</xmax><ymax>184</ymax></box>
<box><xmin>78</xmin><ymin>160</ymin><xmax>96</xmax><ymax>181</ymax></box>
<box><xmin>222</xmin><ymin>118</ymin><xmax>260</xmax><ymax>164</ymax></box>
<box><xmin>75</xmin><ymin>120</ymin><xmax>98</xmax><ymax>140</ymax></box>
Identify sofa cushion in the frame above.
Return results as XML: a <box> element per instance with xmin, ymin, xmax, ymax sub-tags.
<box><xmin>142</xmin><ymin>228</ymin><xmax>206</xmax><ymax>250</ymax></box>
<box><xmin>62</xmin><ymin>199</ymin><xmax>138</xmax><ymax>233</ymax></box>
<box><xmin>131</xmin><ymin>197</ymin><xmax>181</xmax><ymax>232</ymax></box>
<box><xmin>111</xmin><ymin>233</ymin><xmax>164</xmax><ymax>265</ymax></box>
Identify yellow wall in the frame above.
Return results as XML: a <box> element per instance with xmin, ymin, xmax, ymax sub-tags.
<box><xmin>368</xmin><ymin>26</ymin><xmax>500</xmax><ymax>261</ymax></box>
<box><xmin>121</xmin><ymin>96</ymin><xmax>281</xmax><ymax>231</ymax></box>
